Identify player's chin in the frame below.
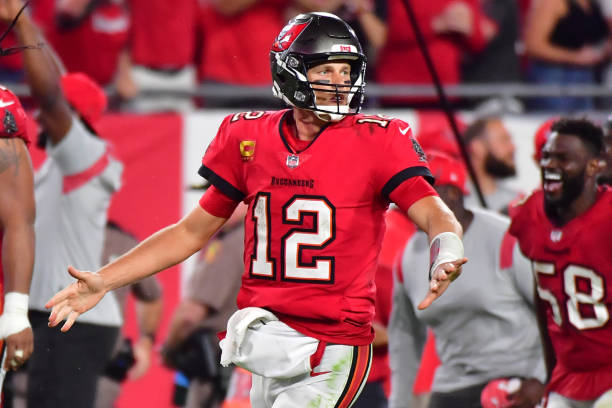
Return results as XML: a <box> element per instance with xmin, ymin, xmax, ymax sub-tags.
<box><xmin>543</xmin><ymin>188</ymin><xmax>563</xmax><ymax>205</ymax></box>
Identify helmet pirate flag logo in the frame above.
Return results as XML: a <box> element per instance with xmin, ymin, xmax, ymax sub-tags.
<box><xmin>272</xmin><ymin>22</ymin><xmax>309</xmax><ymax>52</ymax></box>
<box><xmin>3</xmin><ymin>109</ymin><xmax>17</xmax><ymax>134</ymax></box>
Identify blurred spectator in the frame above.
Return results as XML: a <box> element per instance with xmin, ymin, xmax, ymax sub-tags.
<box><xmin>460</xmin><ymin>0</ymin><xmax>523</xmax><ymax>112</ymax></box>
<box><xmin>598</xmin><ymin>0</ymin><xmax>612</xmax><ymax>106</ymax></box>
<box><xmin>121</xmin><ymin>0</ymin><xmax>198</xmax><ymax>112</ymax></box>
<box><xmin>462</xmin><ymin>116</ymin><xmax>522</xmax><ymax>213</ymax></box>
<box><xmin>415</xmin><ymin>112</ymin><xmax>466</xmax><ymax>158</ymax></box>
<box><xmin>461</xmin><ymin>0</ymin><xmax>520</xmax><ymax>84</ymax></box>
<box><xmin>524</xmin><ymin>0</ymin><xmax>609</xmax><ymax>111</ymax></box>
<box><xmin>46</xmin><ymin>0</ymin><xmax>129</xmax><ymax>89</ymax></box>
<box><xmin>196</xmin><ymin>0</ymin><xmax>287</xmax><ymax>108</ymax></box>
<box><xmin>94</xmin><ymin>221</ymin><xmax>163</xmax><ymax>408</ymax></box>
<box><xmin>288</xmin><ymin>0</ymin><xmax>388</xmax><ymax>78</ymax></box>
<box><xmin>220</xmin><ymin>367</ymin><xmax>252</xmax><ymax>408</ymax></box>
<box><xmin>375</xmin><ymin>0</ymin><xmax>495</xmax><ymax>107</ymax></box>
<box><xmin>389</xmin><ymin>151</ymin><xmax>546</xmax><ymax>408</ymax></box>
<box><xmin>162</xmin><ymin>204</ymin><xmax>246</xmax><ymax>408</ymax></box>
<box><xmin>599</xmin><ymin>115</ymin><xmax>612</xmax><ymax>186</ymax></box>
<box><xmin>0</xmin><ymin>0</ymin><xmax>53</xmax><ymax>82</ymax></box>
<box><xmin>3</xmin><ymin>2</ymin><xmax>124</xmax><ymax>407</ymax></box>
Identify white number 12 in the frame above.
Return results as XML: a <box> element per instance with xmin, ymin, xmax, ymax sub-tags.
<box><xmin>250</xmin><ymin>193</ymin><xmax>336</xmax><ymax>283</ymax></box>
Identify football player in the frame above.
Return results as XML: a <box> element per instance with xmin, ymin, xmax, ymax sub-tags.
<box><xmin>0</xmin><ymin>2</ymin><xmax>37</xmax><ymax>375</ymax></box>
<box><xmin>510</xmin><ymin>118</ymin><xmax>612</xmax><ymax>408</ymax></box>
<box><xmin>0</xmin><ymin>86</ymin><xmax>34</xmax><ymax>372</ymax></box>
<box><xmin>46</xmin><ymin>12</ymin><xmax>466</xmax><ymax>407</ymax></box>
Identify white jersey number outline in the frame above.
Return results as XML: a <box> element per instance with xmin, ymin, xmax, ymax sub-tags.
<box><xmin>534</xmin><ymin>262</ymin><xmax>609</xmax><ymax>330</ymax></box>
<box><xmin>250</xmin><ymin>193</ymin><xmax>335</xmax><ymax>283</ymax></box>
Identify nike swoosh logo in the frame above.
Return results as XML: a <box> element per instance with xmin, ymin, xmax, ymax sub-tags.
<box><xmin>310</xmin><ymin>370</ymin><xmax>331</xmax><ymax>377</ymax></box>
<box><xmin>0</xmin><ymin>99</ymin><xmax>14</xmax><ymax>108</ymax></box>
<box><xmin>399</xmin><ymin>125</ymin><xmax>410</xmax><ymax>135</ymax></box>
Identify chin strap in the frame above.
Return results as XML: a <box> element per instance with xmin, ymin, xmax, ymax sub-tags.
<box><xmin>313</xmin><ymin>104</ymin><xmax>350</xmax><ymax>122</ymax></box>
<box><xmin>314</xmin><ymin>111</ymin><xmax>345</xmax><ymax>122</ymax></box>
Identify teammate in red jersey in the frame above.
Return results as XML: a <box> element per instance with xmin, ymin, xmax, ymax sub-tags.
<box><xmin>0</xmin><ymin>85</ymin><xmax>34</xmax><ymax>372</ymax></box>
<box><xmin>46</xmin><ymin>12</ymin><xmax>466</xmax><ymax>407</ymax></box>
<box><xmin>510</xmin><ymin>118</ymin><xmax>612</xmax><ymax>408</ymax></box>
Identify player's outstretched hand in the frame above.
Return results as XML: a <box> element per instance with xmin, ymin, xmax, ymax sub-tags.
<box><xmin>417</xmin><ymin>257</ymin><xmax>467</xmax><ymax>310</ymax></box>
<box><xmin>45</xmin><ymin>266</ymin><xmax>106</xmax><ymax>332</ymax></box>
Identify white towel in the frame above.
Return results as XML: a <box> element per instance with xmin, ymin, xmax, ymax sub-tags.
<box><xmin>220</xmin><ymin>307</ymin><xmax>279</xmax><ymax>367</ymax></box>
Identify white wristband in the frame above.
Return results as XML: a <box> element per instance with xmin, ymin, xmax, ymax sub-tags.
<box><xmin>0</xmin><ymin>292</ymin><xmax>31</xmax><ymax>339</ymax></box>
<box><xmin>429</xmin><ymin>232</ymin><xmax>464</xmax><ymax>280</ymax></box>
<box><xmin>4</xmin><ymin>292</ymin><xmax>29</xmax><ymax>315</ymax></box>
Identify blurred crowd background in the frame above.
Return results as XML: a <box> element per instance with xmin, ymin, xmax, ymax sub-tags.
<box><xmin>1</xmin><ymin>0</ymin><xmax>612</xmax><ymax>113</ymax></box>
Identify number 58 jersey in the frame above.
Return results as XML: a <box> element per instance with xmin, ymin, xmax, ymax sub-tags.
<box><xmin>200</xmin><ymin>110</ymin><xmax>434</xmax><ymax>346</ymax></box>
<box><xmin>509</xmin><ymin>188</ymin><xmax>612</xmax><ymax>400</ymax></box>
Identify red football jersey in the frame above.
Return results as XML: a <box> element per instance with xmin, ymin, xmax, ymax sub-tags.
<box><xmin>510</xmin><ymin>188</ymin><xmax>612</xmax><ymax>400</ymax></box>
<box><xmin>200</xmin><ymin>110</ymin><xmax>434</xmax><ymax>345</ymax></box>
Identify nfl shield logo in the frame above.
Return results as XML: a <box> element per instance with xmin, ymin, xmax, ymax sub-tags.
<box><xmin>286</xmin><ymin>154</ymin><xmax>299</xmax><ymax>168</ymax></box>
<box><xmin>550</xmin><ymin>229</ymin><xmax>562</xmax><ymax>242</ymax></box>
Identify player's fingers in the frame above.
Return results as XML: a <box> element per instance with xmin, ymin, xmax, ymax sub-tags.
<box><xmin>439</xmin><ymin>257</ymin><xmax>468</xmax><ymax>273</ymax></box>
<box><xmin>48</xmin><ymin>301</ymin><xmax>69</xmax><ymax>327</ymax></box>
<box><xmin>61</xmin><ymin>311</ymin><xmax>80</xmax><ymax>332</ymax></box>
<box><xmin>417</xmin><ymin>291</ymin><xmax>439</xmax><ymax>310</ymax></box>
<box><xmin>51</xmin><ymin>305</ymin><xmax>73</xmax><ymax>328</ymax></box>
<box><xmin>67</xmin><ymin>265</ymin><xmax>89</xmax><ymax>281</ymax></box>
<box><xmin>45</xmin><ymin>286</ymin><xmax>73</xmax><ymax>309</ymax></box>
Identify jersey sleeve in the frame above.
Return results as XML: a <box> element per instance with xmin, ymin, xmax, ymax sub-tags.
<box><xmin>389</xmin><ymin>176</ymin><xmax>438</xmax><ymax>213</ymax></box>
<box><xmin>508</xmin><ymin>193</ymin><xmax>532</xmax><ymax>240</ymax></box>
<box><xmin>199</xmin><ymin>185</ymin><xmax>240</xmax><ymax>219</ymax></box>
<box><xmin>375</xmin><ymin>119</ymin><xmax>434</xmax><ymax>201</ymax></box>
<box><xmin>0</xmin><ymin>89</ymin><xmax>30</xmax><ymax>145</ymax></box>
<box><xmin>198</xmin><ymin>115</ymin><xmax>246</xmax><ymax>202</ymax></box>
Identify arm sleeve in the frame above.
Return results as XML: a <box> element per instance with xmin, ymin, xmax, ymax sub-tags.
<box><xmin>375</xmin><ymin>119</ymin><xmax>434</xmax><ymax>201</ymax></box>
<box><xmin>47</xmin><ymin>115</ymin><xmax>106</xmax><ymax>175</ymax></box>
<box><xmin>198</xmin><ymin>115</ymin><xmax>246</xmax><ymax>202</ymax></box>
<box><xmin>199</xmin><ymin>185</ymin><xmax>240</xmax><ymax>219</ymax></box>
<box><xmin>388</xmin><ymin>252</ymin><xmax>427</xmax><ymax>408</ymax></box>
<box><xmin>389</xmin><ymin>176</ymin><xmax>438</xmax><ymax>213</ymax></box>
